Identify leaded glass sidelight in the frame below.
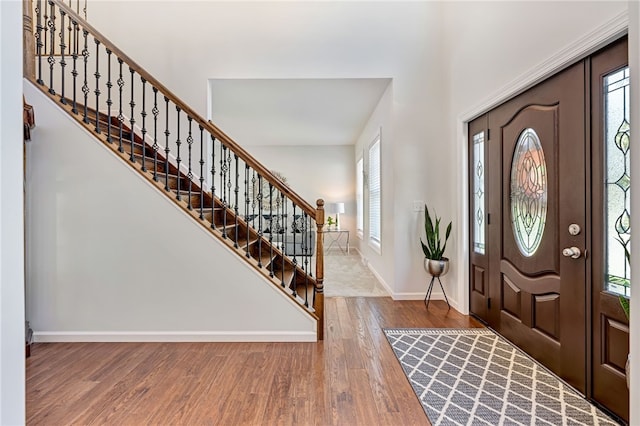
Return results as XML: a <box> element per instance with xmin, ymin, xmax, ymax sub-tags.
<box><xmin>510</xmin><ymin>128</ymin><xmax>547</xmax><ymax>257</ymax></box>
<box><xmin>473</xmin><ymin>132</ymin><xmax>485</xmax><ymax>254</ymax></box>
<box><xmin>604</xmin><ymin>67</ymin><xmax>631</xmax><ymax>297</ymax></box>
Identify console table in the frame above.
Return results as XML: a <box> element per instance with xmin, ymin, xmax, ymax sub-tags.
<box><xmin>324</xmin><ymin>229</ymin><xmax>350</xmax><ymax>254</ymax></box>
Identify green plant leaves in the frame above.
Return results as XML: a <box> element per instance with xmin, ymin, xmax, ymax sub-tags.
<box><xmin>619</xmin><ymin>295</ymin><xmax>630</xmax><ymax>320</ymax></box>
<box><xmin>421</xmin><ymin>205</ymin><xmax>452</xmax><ymax>260</ymax></box>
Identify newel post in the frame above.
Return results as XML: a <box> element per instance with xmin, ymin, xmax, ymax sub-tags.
<box><xmin>23</xmin><ymin>0</ymin><xmax>36</xmax><ymax>79</ymax></box>
<box><xmin>314</xmin><ymin>199</ymin><xmax>325</xmax><ymax>340</ymax></box>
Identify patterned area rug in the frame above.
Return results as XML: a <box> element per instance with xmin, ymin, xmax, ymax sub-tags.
<box><xmin>384</xmin><ymin>329</ymin><xmax>619</xmax><ymax>426</ymax></box>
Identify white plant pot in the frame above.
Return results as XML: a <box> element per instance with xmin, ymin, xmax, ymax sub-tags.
<box><xmin>424</xmin><ymin>257</ymin><xmax>450</xmax><ymax>277</ymax></box>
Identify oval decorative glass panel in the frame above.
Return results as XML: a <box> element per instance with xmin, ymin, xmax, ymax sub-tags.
<box><xmin>510</xmin><ymin>128</ymin><xmax>547</xmax><ymax>257</ymax></box>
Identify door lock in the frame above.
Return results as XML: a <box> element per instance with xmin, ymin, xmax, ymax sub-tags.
<box><xmin>568</xmin><ymin>224</ymin><xmax>581</xmax><ymax>236</ymax></box>
<box><xmin>562</xmin><ymin>246</ymin><xmax>582</xmax><ymax>259</ymax></box>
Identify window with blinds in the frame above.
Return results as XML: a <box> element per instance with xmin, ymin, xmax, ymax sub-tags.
<box><xmin>356</xmin><ymin>157</ymin><xmax>364</xmax><ymax>237</ymax></box>
<box><xmin>369</xmin><ymin>135</ymin><xmax>381</xmax><ymax>249</ymax></box>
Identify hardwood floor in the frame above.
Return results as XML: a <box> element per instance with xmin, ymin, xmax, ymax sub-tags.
<box><xmin>26</xmin><ymin>298</ymin><xmax>483</xmax><ymax>425</ymax></box>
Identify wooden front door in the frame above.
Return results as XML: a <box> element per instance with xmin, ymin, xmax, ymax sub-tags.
<box><xmin>469</xmin><ymin>37</ymin><xmax>629</xmax><ymax>421</ymax></box>
<box><xmin>492</xmin><ymin>61</ymin><xmax>587</xmax><ymax>393</ymax></box>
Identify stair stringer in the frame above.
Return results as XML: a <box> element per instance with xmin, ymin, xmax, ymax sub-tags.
<box><xmin>24</xmin><ymin>80</ymin><xmax>317</xmax><ymax>342</ymax></box>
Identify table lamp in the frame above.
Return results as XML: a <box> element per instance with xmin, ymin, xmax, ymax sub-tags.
<box><xmin>334</xmin><ymin>202</ymin><xmax>345</xmax><ymax>229</ymax></box>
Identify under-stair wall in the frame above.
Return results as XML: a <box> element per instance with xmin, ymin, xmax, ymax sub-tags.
<box><xmin>24</xmin><ymin>80</ymin><xmax>317</xmax><ymax>342</ymax></box>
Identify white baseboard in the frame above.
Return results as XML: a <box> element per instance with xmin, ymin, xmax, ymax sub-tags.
<box><xmin>360</xmin><ymin>253</ymin><xmax>459</xmax><ymax>309</ymax></box>
<box><xmin>33</xmin><ymin>330</ymin><xmax>317</xmax><ymax>343</ymax></box>
<box><xmin>365</xmin><ymin>259</ymin><xmax>393</xmax><ymax>296</ymax></box>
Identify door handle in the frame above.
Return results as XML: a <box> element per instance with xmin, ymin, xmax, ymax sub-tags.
<box><xmin>562</xmin><ymin>246</ymin><xmax>582</xmax><ymax>259</ymax></box>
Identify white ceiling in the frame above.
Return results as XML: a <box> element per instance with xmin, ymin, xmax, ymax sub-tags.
<box><xmin>209</xmin><ymin>78</ymin><xmax>391</xmax><ymax>146</ymax></box>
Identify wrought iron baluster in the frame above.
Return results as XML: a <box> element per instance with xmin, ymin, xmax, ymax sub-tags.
<box><xmin>175</xmin><ymin>107</ymin><xmax>182</xmax><ymax>201</ymax></box>
<box><xmin>140</xmin><ymin>78</ymin><xmax>148</xmax><ymax>172</ymax></box>
<box><xmin>47</xmin><ymin>1</ymin><xmax>56</xmax><ymax>94</ymax></box>
<box><xmin>70</xmin><ymin>20</ymin><xmax>78</xmax><ymax>113</ymax></box>
<box><xmin>73</xmin><ymin>12</ymin><xmax>79</xmax><ymax>54</ymax></box>
<box><xmin>251</xmin><ymin>170</ymin><xmax>257</xmax><ymax>232</ymax></box>
<box><xmin>303</xmin><ymin>212</ymin><xmax>310</xmax><ymax>307</ymax></box>
<box><xmin>291</xmin><ymin>203</ymin><xmax>298</xmax><ymax>297</ymax></box>
<box><xmin>66</xmin><ymin>5</ymin><xmax>72</xmax><ymax>56</ymax></box>
<box><xmin>164</xmin><ymin>96</ymin><xmax>171</xmax><ymax>191</ymax></box>
<box><xmin>226</xmin><ymin>149</ymin><xmax>233</xmax><ymax>210</ymax></box>
<box><xmin>219</xmin><ymin>143</ymin><xmax>224</xmax><ymax>207</ymax></box>
<box><xmin>199</xmin><ymin>126</ymin><xmax>205</xmax><ymax>220</ymax></box>
<box><xmin>43</xmin><ymin>2</ymin><xmax>49</xmax><ymax>66</ymax></box>
<box><xmin>220</xmin><ymin>145</ymin><xmax>228</xmax><ymax>238</ymax></box>
<box><xmin>93</xmin><ymin>39</ymin><xmax>101</xmax><ymax>132</ymax></box>
<box><xmin>58</xmin><ymin>10</ymin><xmax>67</xmax><ymax>104</ymax></box>
<box><xmin>151</xmin><ymin>87</ymin><xmax>159</xmax><ymax>181</ymax></box>
<box><xmin>245</xmin><ymin>164</ymin><xmax>250</xmax><ymax>258</ymax></box>
<box><xmin>281</xmin><ymin>192</ymin><xmax>286</xmax><ymax>287</ymax></box>
<box><xmin>269</xmin><ymin>182</ymin><xmax>274</xmax><ymax>278</ymax></box>
<box><xmin>104</xmin><ymin>49</ymin><xmax>112</xmax><ymax>137</ymax></box>
<box><xmin>210</xmin><ymin>135</ymin><xmax>217</xmax><ymax>229</ymax></box>
<box><xmin>287</xmin><ymin>198</ymin><xmax>294</xmax><ymax>292</ymax></box>
<box><xmin>186</xmin><ymin>117</ymin><xmax>194</xmax><ymax>210</ymax></box>
<box><xmin>35</xmin><ymin>0</ymin><xmax>44</xmax><ymax>85</ymax></box>
<box><xmin>128</xmin><ymin>68</ymin><xmax>136</xmax><ymax>162</ymax></box>
<box><xmin>81</xmin><ymin>29</ymin><xmax>89</xmax><ymax>122</ymax></box>
<box><xmin>116</xmin><ymin>59</ymin><xmax>125</xmax><ymax>149</ymax></box>
<box><xmin>233</xmin><ymin>154</ymin><xmax>239</xmax><ymax>248</ymax></box>
<box><xmin>257</xmin><ymin>174</ymin><xmax>263</xmax><ymax>267</ymax></box>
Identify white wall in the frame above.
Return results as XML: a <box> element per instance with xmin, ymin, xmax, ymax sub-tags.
<box><xmin>24</xmin><ymin>81</ymin><xmax>316</xmax><ymax>342</ymax></box>
<box><xmin>247</xmin><ymin>144</ymin><xmax>356</xmax><ymax>233</ymax></box>
<box><xmin>0</xmin><ymin>0</ymin><xmax>26</xmax><ymax>423</ymax></box>
<box><xmin>354</xmin><ymin>82</ymin><xmax>395</xmax><ymax>291</ymax></box>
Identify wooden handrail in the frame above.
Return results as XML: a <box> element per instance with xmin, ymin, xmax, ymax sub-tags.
<box><xmin>207</xmin><ymin>120</ymin><xmax>315</xmax><ymax>214</ymax></box>
<box><xmin>51</xmin><ymin>0</ymin><xmax>315</xmax><ymax>217</ymax></box>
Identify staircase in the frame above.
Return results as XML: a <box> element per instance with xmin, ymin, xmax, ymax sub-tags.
<box><xmin>24</xmin><ymin>0</ymin><xmax>325</xmax><ymax>339</ymax></box>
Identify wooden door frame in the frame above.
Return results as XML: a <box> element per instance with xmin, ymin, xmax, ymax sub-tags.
<box><xmin>589</xmin><ymin>37</ymin><xmax>629</xmax><ymax>420</ymax></box>
<box><xmin>456</xmin><ymin>13</ymin><xmax>627</xmax><ymax>315</ymax></box>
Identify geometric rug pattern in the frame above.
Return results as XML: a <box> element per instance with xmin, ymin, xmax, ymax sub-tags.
<box><xmin>384</xmin><ymin>329</ymin><xmax>620</xmax><ymax>426</ymax></box>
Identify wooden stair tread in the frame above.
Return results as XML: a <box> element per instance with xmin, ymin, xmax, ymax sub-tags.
<box><xmin>279</xmin><ymin>269</ymin><xmax>295</xmax><ymax>286</ymax></box>
<box><xmin>198</xmin><ymin>206</ymin><xmax>225</xmax><ymax>212</ymax></box>
<box><xmin>255</xmin><ymin>250</ymin><xmax>276</xmax><ymax>268</ymax></box>
<box><xmin>215</xmin><ymin>223</ymin><xmax>237</xmax><ymax>231</ymax></box>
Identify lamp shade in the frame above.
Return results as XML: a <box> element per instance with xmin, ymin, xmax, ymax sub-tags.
<box><xmin>326</xmin><ymin>202</ymin><xmax>345</xmax><ymax>214</ymax></box>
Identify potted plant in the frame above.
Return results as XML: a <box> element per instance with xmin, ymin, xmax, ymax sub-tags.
<box><xmin>327</xmin><ymin>216</ymin><xmax>335</xmax><ymax>230</ymax></box>
<box><xmin>420</xmin><ymin>204</ymin><xmax>452</xmax><ymax>277</ymax></box>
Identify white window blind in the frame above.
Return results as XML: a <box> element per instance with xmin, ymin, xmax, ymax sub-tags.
<box><xmin>356</xmin><ymin>157</ymin><xmax>364</xmax><ymax>235</ymax></box>
<box><xmin>369</xmin><ymin>136</ymin><xmax>381</xmax><ymax>246</ymax></box>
